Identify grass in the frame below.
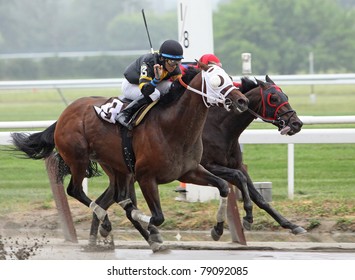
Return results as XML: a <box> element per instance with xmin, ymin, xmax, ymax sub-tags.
<box><xmin>0</xmin><ymin>84</ymin><xmax>354</xmax><ymax>231</ymax></box>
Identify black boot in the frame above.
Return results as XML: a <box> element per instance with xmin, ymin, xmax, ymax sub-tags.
<box><xmin>115</xmin><ymin>95</ymin><xmax>149</xmax><ymax>129</ymax></box>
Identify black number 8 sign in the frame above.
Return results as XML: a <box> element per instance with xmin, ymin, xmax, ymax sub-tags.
<box><xmin>183</xmin><ymin>31</ymin><xmax>189</xmax><ymax>48</ymax></box>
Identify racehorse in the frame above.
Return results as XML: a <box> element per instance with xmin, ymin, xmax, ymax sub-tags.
<box><xmin>201</xmin><ymin>75</ymin><xmax>306</xmax><ymax>234</ymax></box>
<box><xmin>11</xmin><ymin>63</ymin><xmax>249</xmax><ymax>252</ymax></box>
<box><xmin>86</xmin><ymin>75</ymin><xmax>306</xmax><ymax>247</ymax></box>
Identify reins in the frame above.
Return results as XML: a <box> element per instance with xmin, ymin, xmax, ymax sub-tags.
<box><xmin>178</xmin><ymin>76</ymin><xmax>227</xmax><ymax>104</ymax></box>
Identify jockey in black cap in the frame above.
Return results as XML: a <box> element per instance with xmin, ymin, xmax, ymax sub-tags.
<box><xmin>116</xmin><ymin>39</ymin><xmax>184</xmax><ymax>129</ymax></box>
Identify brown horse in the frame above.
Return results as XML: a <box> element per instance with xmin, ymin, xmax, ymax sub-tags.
<box><xmin>201</xmin><ymin>75</ymin><xmax>306</xmax><ymax>234</ymax></box>
<box><xmin>86</xmin><ymin>75</ymin><xmax>306</xmax><ymax>246</ymax></box>
<box><xmin>11</xmin><ymin>63</ymin><xmax>249</xmax><ymax>252</ymax></box>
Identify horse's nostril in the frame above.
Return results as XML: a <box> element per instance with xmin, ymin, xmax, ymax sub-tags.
<box><xmin>238</xmin><ymin>98</ymin><xmax>249</xmax><ymax>109</ymax></box>
<box><xmin>292</xmin><ymin>121</ymin><xmax>303</xmax><ymax>131</ymax></box>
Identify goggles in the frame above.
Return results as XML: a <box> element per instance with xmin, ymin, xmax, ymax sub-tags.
<box><xmin>165</xmin><ymin>59</ymin><xmax>181</xmax><ymax>67</ymax></box>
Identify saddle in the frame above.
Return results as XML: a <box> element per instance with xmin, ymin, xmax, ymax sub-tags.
<box><xmin>124</xmin><ymin>98</ymin><xmax>159</xmax><ymax>128</ymax></box>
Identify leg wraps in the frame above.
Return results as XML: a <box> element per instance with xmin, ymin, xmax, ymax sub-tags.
<box><xmin>118</xmin><ymin>198</ymin><xmax>133</xmax><ymax>209</ymax></box>
<box><xmin>89</xmin><ymin>201</ymin><xmax>107</xmax><ymax>222</ymax></box>
<box><xmin>131</xmin><ymin>209</ymin><xmax>151</xmax><ymax>226</ymax></box>
<box><xmin>217</xmin><ymin>196</ymin><xmax>228</xmax><ymax>223</ymax></box>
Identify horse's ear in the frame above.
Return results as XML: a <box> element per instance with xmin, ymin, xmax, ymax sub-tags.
<box><xmin>265</xmin><ymin>75</ymin><xmax>275</xmax><ymax>84</ymax></box>
<box><xmin>255</xmin><ymin>77</ymin><xmax>267</xmax><ymax>89</ymax></box>
<box><xmin>196</xmin><ymin>59</ymin><xmax>208</xmax><ymax>71</ymax></box>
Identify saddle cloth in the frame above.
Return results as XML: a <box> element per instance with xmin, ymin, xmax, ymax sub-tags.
<box><xmin>94</xmin><ymin>98</ymin><xmax>123</xmax><ymax>124</ymax></box>
<box><xmin>94</xmin><ymin>97</ymin><xmax>158</xmax><ymax>126</ymax></box>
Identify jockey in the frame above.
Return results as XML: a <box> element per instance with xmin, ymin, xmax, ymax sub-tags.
<box><xmin>180</xmin><ymin>53</ymin><xmax>222</xmax><ymax>74</ymax></box>
<box><xmin>199</xmin><ymin>53</ymin><xmax>222</xmax><ymax>67</ymax></box>
<box><xmin>116</xmin><ymin>39</ymin><xmax>184</xmax><ymax>128</ymax></box>
<box><xmin>180</xmin><ymin>53</ymin><xmax>241</xmax><ymax>88</ymax></box>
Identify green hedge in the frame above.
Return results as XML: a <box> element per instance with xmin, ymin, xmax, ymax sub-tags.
<box><xmin>0</xmin><ymin>56</ymin><xmax>136</xmax><ymax>80</ymax></box>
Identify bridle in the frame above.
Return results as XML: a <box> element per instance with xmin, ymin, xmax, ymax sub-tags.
<box><xmin>248</xmin><ymin>84</ymin><xmax>296</xmax><ymax>131</ymax></box>
<box><xmin>178</xmin><ymin>65</ymin><xmax>238</xmax><ymax>111</ymax></box>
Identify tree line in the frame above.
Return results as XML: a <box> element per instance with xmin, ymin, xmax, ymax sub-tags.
<box><xmin>0</xmin><ymin>0</ymin><xmax>354</xmax><ymax>80</ymax></box>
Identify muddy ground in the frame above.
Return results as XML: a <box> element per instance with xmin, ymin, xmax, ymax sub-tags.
<box><xmin>1</xmin><ymin>202</ymin><xmax>354</xmax><ymax>260</ymax></box>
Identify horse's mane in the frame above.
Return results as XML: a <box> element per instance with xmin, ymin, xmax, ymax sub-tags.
<box><xmin>239</xmin><ymin>77</ymin><xmax>258</xmax><ymax>94</ymax></box>
<box><xmin>158</xmin><ymin>66</ymin><xmax>200</xmax><ymax>106</ymax></box>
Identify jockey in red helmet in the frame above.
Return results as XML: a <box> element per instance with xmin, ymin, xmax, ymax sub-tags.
<box><xmin>180</xmin><ymin>53</ymin><xmax>241</xmax><ymax>88</ymax></box>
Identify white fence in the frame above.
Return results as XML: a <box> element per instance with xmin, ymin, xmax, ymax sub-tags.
<box><xmin>239</xmin><ymin>128</ymin><xmax>355</xmax><ymax>199</ymax></box>
<box><xmin>1</xmin><ymin>73</ymin><xmax>355</xmax><ymax>90</ymax></box>
<box><xmin>1</xmin><ymin>117</ymin><xmax>355</xmax><ymax>199</ymax></box>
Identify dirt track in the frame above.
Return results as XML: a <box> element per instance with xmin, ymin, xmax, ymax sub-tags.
<box><xmin>1</xmin><ymin>201</ymin><xmax>355</xmax><ymax>260</ymax></box>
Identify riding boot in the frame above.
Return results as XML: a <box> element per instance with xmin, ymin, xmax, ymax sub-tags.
<box><xmin>115</xmin><ymin>95</ymin><xmax>150</xmax><ymax>129</ymax></box>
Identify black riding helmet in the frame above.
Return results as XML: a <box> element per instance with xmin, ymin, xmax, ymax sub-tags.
<box><xmin>159</xmin><ymin>39</ymin><xmax>184</xmax><ymax>60</ymax></box>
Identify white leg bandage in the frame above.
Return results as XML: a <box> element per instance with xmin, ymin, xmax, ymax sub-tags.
<box><xmin>118</xmin><ymin>198</ymin><xmax>133</xmax><ymax>209</ymax></box>
<box><xmin>217</xmin><ymin>196</ymin><xmax>228</xmax><ymax>223</ymax></box>
<box><xmin>89</xmin><ymin>201</ymin><xmax>107</xmax><ymax>222</ymax></box>
<box><xmin>131</xmin><ymin>209</ymin><xmax>151</xmax><ymax>225</ymax></box>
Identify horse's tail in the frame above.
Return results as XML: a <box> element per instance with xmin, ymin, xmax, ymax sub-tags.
<box><xmin>11</xmin><ymin>122</ymin><xmax>57</xmax><ymax>159</ymax></box>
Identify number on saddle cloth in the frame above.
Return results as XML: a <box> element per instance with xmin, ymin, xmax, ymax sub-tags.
<box><xmin>93</xmin><ymin>98</ymin><xmax>123</xmax><ymax>124</ymax></box>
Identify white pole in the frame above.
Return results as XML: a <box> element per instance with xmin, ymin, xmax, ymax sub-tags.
<box><xmin>287</xmin><ymin>144</ymin><xmax>294</xmax><ymax>199</ymax></box>
<box><xmin>177</xmin><ymin>0</ymin><xmax>214</xmax><ymax>63</ymax></box>
<box><xmin>241</xmin><ymin>53</ymin><xmax>252</xmax><ymax>75</ymax></box>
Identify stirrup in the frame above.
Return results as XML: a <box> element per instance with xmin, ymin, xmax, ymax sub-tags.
<box><xmin>116</xmin><ymin>113</ymin><xmax>133</xmax><ymax>130</ymax></box>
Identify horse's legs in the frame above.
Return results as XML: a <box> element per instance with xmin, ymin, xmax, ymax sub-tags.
<box><xmin>107</xmin><ymin>172</ymin><xmax>165</xmax><ymax>251</ymax></box>
<box><xmin>118</xmin><ymin>198</ymin><xmax>164</xmax><ymax>252</ymax></box>
<box><xmin>204</xmin><ymin>163</ymin><xmax>254</xmax><ymax>229</ymax></box>
<box><xmin>206</xmin><ymin>161</ymin><xmax>306</xmax><ymax>234</ymax></box>
<box><xmin>242</xmin><ymin>170</ymin><xmax>306</xmax><ymax>234</ymax></box>
<box><xmin>179</xmin><ymin>164</ymin><xmax>230</xmax><ymax>241</ymax></box>
<box><xmin>89</xmin><ymin>186</ymin><xmax>115</xmax><ymax>246</ymax></box>
<box><xmin>135</xmin><ymin>177</ymin><xmax>165</xmax><ymax>227</ymax></box>
<box><xmin>114</xmin><ymin>175</ymin><xmax>153</xmax><ymax>243</ymax></box>
<box><xmin>57</xmin><ymin>138</ymin><xmax>109</xmax><ymax>222</ymax></box>
<box><xmin>120</xmin><ymin>176</ymin><xmax>167</xmax><ymax>252</ymax></box>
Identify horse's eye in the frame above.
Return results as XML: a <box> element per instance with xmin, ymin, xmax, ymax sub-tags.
<box><xmin>270</xmin><ymin>94</ymin><xmax>278</xmax><ymax>103</ymax></box>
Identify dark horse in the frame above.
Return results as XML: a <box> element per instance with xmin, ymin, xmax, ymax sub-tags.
<box><xmin>11</xmin><ymin>63</ymin><xmax>249</xmax><ymax>252</ymax></box>
<box><xmin>86</xmin><ymin>75</ymin><xmax>306</xmax><ymax>246</ymax></box>
<box><xmin>201</xmin><ymin>75</ymin><xmax>306</xmax><ymax>234</ymax></box>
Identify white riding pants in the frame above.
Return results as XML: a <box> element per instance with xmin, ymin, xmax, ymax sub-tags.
<box><xmin>121</xmin><ymin>78</ymin><xmax>172</xmax><ymax>101</ymax></box>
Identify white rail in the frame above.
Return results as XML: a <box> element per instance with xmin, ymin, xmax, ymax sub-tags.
<box><xmin>0</xmin><ymin>73</ymin><xmax>355</xmax><ymax>90</ymax></box>
<box><xmin>0</xmin><ymin>78</ymin><xmax>124</xmax><ymax>90</ymax></box>
<box><xmin>1</xmin><ymin>115</ymin><xmax>355</xmax><ymax>129</ymax></box>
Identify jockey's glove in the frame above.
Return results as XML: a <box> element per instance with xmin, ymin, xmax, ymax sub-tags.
<box><xmin>141</xmin><ymin>83</ymin><xmax>155</xmax><ymax>96</ymax></box>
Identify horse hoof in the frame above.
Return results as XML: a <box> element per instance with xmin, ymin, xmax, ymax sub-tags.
<box><xmin>99</xmin><ymin>225</ymin><xmax>110</xmax><ymax>238</ymax></box>
<box><xmin>292</xmin><ymin>226</ymin><xmax>307</xmax><ymax>235</ymax></box>
<box><xmin>211</xmin><ymin>228</ymin><xmax>221</xmax><ymax>241</ymax></box>
<box><xmin>150</xmin><ymin>242</ymin><xmax>168</xmax><ymax>253</ymax></box>
<box><xmin>150</xmin><ymin>233</ymin><xmax>164</xmax><ymax>244</ymax></box>
<box><xmin>242</xmin><ymin>218</ymin><xmax>252</xmax><ymax>231</ymax></box>
<box><xmin>88</xmin><ymin>235</ymin><xmax>97</xmax><ymax>246</ymax></box>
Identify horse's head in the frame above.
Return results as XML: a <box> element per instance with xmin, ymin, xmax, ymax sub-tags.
<box><xmin>196</xmin><ymin>61</ymin><xmax>249</xmax><ymax>113</ymax></box>
<box><xmin>249</xmin><ymin>75</ymin><xmax>303</xmax><ymax>135</ymax></box>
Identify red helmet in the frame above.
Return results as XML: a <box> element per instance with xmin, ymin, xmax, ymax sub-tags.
<box><xmin>199</xmin><ymin>54</ymin><xmax>222</xmax><ymax>67</ymax></box>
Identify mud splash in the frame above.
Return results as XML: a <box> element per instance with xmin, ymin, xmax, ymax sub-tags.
<box><xmin>0</xmin><ymin>233</ymin><xmax>49</xmax><ymax>260</ymax></box>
